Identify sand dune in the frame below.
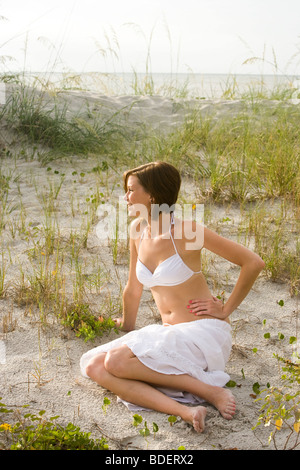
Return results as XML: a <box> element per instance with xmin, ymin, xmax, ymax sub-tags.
<box><xmin>0</xmin><ymin>87</ymin><xmax>299</xmax><ymax>451</ymax></box>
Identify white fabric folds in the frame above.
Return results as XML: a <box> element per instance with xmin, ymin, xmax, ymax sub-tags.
<box><xmin>80</xmin><ymin>319</ymin><xmax>232</xmax><ymax>411</ymax></box>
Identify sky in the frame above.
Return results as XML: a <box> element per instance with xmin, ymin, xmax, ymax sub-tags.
<box><xmin>0</xmin><ymin>0</ymin><xmax>299</xmax><ymax>75</ymax></box>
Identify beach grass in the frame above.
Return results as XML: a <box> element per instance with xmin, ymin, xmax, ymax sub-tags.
<box><xmin>2</xmin><ymin>81</ymin><xmax>129</xmax><ymax>159</ymax></box>
<box><xmin>0</xmin><ymin>71</ymin><xmax>299</xmax><ymax>321</ymax></box>
<box><xmin>0</xmin><ymin>57</ymin><xmax>299</xmax><ymax>449</ymax></box>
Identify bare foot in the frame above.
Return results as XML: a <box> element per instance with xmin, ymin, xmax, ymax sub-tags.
<box><xmin>211</xmin><ymin>388</ymin><xmax>236</xmax><ymax>420</ymax></box>
<box><xmin>187</xmin><ymin>406</ymin><xmax>207</xmax><ymax>433</ymax></box>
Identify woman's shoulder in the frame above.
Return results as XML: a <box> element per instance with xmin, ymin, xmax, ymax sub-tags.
<box><xmin>174</xmin><ymin>217</ymin><xmax>204</xmax><ymax>251</ymax></box>
<box><xmin>129</xmin><ymin>217</ymin><xmax>147</xmax><ymax>239</ymax></box>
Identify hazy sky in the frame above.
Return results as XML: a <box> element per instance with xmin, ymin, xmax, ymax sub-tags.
<box><xmin>0</xmin><ymin>0</ymin><xmax>299</xmax><ymax>75</ymax></box>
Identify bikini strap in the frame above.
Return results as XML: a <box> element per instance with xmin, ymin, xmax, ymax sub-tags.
<box><xmin>169</xmin><ymin>212</ymin><xmax>202</xmax><ymax>274</ymax></box>
<box><xmin>138</xmin><ymin>225</ymin><xmax>147</xmax><ymax>255</ymax></box>
<box><xmin>169</xmin><ymin>212</ymin><xmax>178</xmax><ymax>254</ymax></box>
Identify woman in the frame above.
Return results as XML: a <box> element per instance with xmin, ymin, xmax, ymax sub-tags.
<box><xmin>80</xmin><ymin>161</ymin><xmax>265</xmax><ymax>433</ymax></box>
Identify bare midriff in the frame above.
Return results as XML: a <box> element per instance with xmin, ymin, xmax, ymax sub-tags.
<box><xmin>151</xmin><ymin>273</ymin><xmax>230</xmax><ymax>325</ymax></box>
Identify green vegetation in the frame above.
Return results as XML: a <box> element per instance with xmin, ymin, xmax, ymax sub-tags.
<box><xmin>253</xmin><ymin>355</ymin><xmax>300</xmax><ymax>450</ymax></box>
<box><xmin>61</xmin><ymin>302</ymin><xmax>118</xmax><ymax>342</ymax></box>
<box><xmin>0</xmin><ymin>399</ymin><xmax>108</xmax><ymax>450</ymax></box>
<box><xmin>1</xmin><ymin>80</ymin><xmax>128</xmax><ymax>158</ymax></box>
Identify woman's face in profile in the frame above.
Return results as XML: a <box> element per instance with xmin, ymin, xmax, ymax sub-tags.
<box><xmin>124</xmin><ymin>175</ymin><xmax>152</xmax><ymax>218</ymax></box>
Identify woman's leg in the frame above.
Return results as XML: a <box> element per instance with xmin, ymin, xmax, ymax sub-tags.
<box><xmin>104</xmin><ymin>346</ymin><xmax>236</xmax><ymax>420</ymax></box>
<box><xmin>85</xmin><ymin>353</ymin><xmax>206</xmax><ymax>433</ymax></box>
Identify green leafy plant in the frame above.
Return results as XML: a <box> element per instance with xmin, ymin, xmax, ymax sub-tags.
<box><xmin>152</xmin><ymin>422</ymin><xmax>159</xmax><ymax>438</ymax></box>
<box><xmin>167</xmin><ymin>415</ymin><xmax>178</xmax><ymax>426</ymax></box>
<box><xmin>0</xmin><ymin>400</ymin><xmax>108</xmax><ymax>450</ymax></box>
<box><xmin>132</xmin><ymin>414</ymin><xmax>159</xmax><ymax>446</ymax></box>
<box><xmin>252</xmin><ymin>354</ymin><xmax>300</xmax><ymax>450</ymax></box>
<box><xmin>61</xmin><ymin>303</ymin><xmax>118</xmax><ymax>342</ymax></box>
<box><xmin>102</xmin><ymin>397</ymin><xmax>111</xmax><ymax>414</ymax></box>
<box><xmin>132</xmin><ymin>414</ymin><xmax>143</xmax><ymax>427</ymax></box>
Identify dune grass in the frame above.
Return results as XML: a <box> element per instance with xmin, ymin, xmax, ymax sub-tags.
<box><xmin>0</xmin><ymin>17</ymin><xmax>299</xmax><ymax>338</ymax></box>
<box><xmin>1</xmin><ymin>81</ymin><xmax>128</xmax><ymax>159</ymax></box>
<box><xmin>0</xmin><ymin>70</ymin><xmax>299</xmax><ymax>453</ymax></box>
<box><xmin>0</xmin><ymin>72</ymin><xmax>299</xmax><ymax>315</ymax></box>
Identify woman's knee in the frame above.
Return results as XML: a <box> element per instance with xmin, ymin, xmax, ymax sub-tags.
<box><xmin>85</xmin><ymin>354</ymin><xmax>106</xmax><ymax>382</ymax></box>
<box><xmin>104</xmin><ymin>346</ymin><xmax>131</xmax><ymax>377</ymax></box>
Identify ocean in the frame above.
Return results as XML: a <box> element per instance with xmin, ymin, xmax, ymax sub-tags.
<box><xmin>4</xmin><ymin>71</ymin><xmax>300</xmax><ymax>99</ymax></box>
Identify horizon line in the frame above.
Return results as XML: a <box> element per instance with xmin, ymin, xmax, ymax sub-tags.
<box><xmin>1</xmin><ymin>70</ymin><xmax>298</xmax><ymax>78</ymax></box>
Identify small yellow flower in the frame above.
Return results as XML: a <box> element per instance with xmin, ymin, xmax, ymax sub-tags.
<box><xmin>41</xmin><ymin>252</ymin><xmax>45</xmax><ymax>256</ymax></box>
<box><xmin>51</xmin><ymin>270</ymin><xmax>57</xmax><ymax>276</ymax></box>
<box><xmin>192</xmin><ymin>204</ymin><xmax>196</xmax><ymax>210</ymax></box>
<box><xmin>275</xmin><ymin>418</ymin><xmax>283</xmax><ymax>430</ymax></box>
<box><xmin>0</xmin><ymin>423</ymin><xmax>11</xmax><ymax>431</ymax></box>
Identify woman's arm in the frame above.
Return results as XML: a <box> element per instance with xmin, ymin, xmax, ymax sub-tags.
<box><xmin>118</xmin><ymin>282</ymin><xmax>143</xmax><ymax>331</ymax></box>
<box><xmin>113</xmin><ymin>219</ymin><xmax>144</xmax><ymax>331</ymax></box>
<box><xmin>189</xmin><ymin>226</ymin><xmax>265</xmax><ymax>319</ymax></box>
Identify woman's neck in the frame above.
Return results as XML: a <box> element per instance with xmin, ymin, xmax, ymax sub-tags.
<box><xmin>146</xmin><ymin>211</ymin><xmax>173</xmax><ymax>238</ymax></box>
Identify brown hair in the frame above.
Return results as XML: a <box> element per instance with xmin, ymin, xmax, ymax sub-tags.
<box><xmin>123</xmin><ymin>161</ymin><xmax>181</xmax><ymax>208</ymax></box>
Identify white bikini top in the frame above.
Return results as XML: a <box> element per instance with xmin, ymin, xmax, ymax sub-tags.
<box><xmin>136</xmin><ymin>214</ymin><xmax>202</xmax><ymax>288</ymax></box>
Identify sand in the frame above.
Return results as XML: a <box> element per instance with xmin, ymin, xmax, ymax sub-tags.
<box><xmin>0</xmin><ymin>87</ymin><xmax>299</xmax><ymax>451</ymax></box>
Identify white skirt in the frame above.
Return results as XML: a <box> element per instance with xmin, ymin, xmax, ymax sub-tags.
<box><xmin>80</xmin><ymin>319</ymin><xmax>232</xmax><ymax>411</ymax></box>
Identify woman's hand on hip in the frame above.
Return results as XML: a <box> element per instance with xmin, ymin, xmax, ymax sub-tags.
<box><xmin>187</xmin><ymin>296</ymin><xmax>228</xmax><ymax>320</ymax></box>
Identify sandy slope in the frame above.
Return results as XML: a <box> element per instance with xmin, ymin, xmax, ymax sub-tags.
<box><xmin>0</xmin><ymin>89</ymin><xmax>299</xmax><ymax>450</ymax></box>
